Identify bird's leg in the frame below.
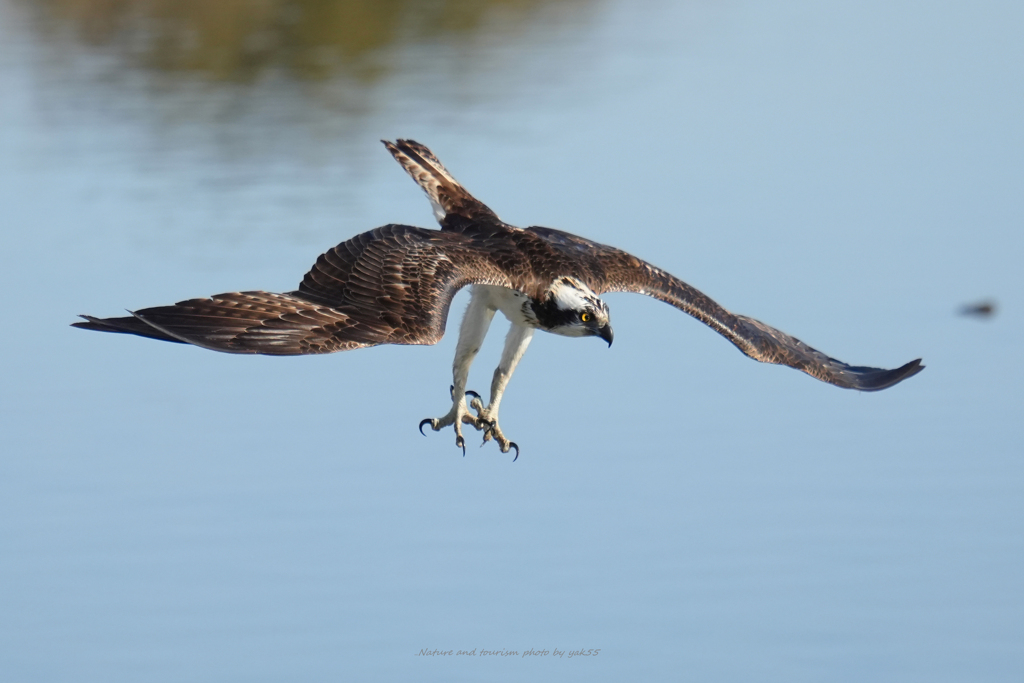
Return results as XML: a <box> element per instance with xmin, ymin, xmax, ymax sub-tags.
<box><xmin>467</xmin><ymin>324</ymin><xmax>534</xmax><ymax>459</ymax></box>
<box><xmin>419</xmin><ymin>288</ymin><xmax>495</xmax><ymax>455</ymax></box>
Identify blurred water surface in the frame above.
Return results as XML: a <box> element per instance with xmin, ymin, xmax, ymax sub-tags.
<box><xmin>1</xmin><ymin>0</ymin><xmax>1022</xmax><ymax>681</ymax></box>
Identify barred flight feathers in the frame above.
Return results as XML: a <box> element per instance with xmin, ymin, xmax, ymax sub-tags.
<box><xmin>74</xmin><ymin>225</ymin><xmax>523</xmax><ymax>354</ymax></box>
<box><xmin>383</xmin><ymin>139</ymin><xmax>500</xmax><ymax>228</ymax></box>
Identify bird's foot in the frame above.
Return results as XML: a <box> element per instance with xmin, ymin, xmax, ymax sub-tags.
<box><xmin>465</xmin><ymin>395</ymin><xmax>519</xmax><ymax>461</ymax></box>
<box><xmin>418</xmin><ymin>388</ymin><xmax>493</xmax><ymax>456</ymax></box>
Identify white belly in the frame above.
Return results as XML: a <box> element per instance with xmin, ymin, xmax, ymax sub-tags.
<box><xmin>472</xmin><ymin>285</ymin><xmax>538</xmax><ymax>328</ymax></box>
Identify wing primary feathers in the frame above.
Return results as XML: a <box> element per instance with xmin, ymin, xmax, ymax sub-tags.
<box><xmin>382</xmin><ymin>139</ymin><xmax>499</xmax><ymax>227</ymax></box>
<box><xmin>630</xmin><ymin>264</ymin><xmax>923</xmax><ymax>391</ymax></box>
<box><xmin>72</xmin><ymin>314</ymin><xmax>187</xmax><ymax>344</ymax></box>
<box><xmin>116</xmin><ymin>291</ymin><xmax>368</xmax><ymax>355</ymax></box>
<box><xmin>731</xmin><ymin>313</ymin><xmax>924</xmax><ymax>390</ymax></box>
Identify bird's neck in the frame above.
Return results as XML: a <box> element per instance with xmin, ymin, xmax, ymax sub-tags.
<box><xmin>530</xmin><ymin>295</ymin><xmax>575</xmax><ymax>331</ymax></box>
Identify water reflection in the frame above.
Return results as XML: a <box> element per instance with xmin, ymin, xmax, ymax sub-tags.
<box><xmin>26</xmin><ymin>0</ymin><xmax>592</xmax><ymax>83</ymax></box>
<box><xmin>5</xmin><ymin>0</ymin><xmax>606</xmax><ymax>247</ymax></box>
<box><xmin>11</xmin><ymin>0</ymin><xmax>603</xmax><ymax>178</ymax></box>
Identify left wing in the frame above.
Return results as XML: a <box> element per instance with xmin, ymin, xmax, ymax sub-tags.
<box><xmin>527</xmin><ymin>226</ymin><xmax>924</xmax><ymax>391</ymax></box>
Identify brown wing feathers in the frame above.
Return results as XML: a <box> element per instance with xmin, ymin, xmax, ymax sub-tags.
<box><xmin>729</xmin><ymin>313</ymin><xmax>924</xmax><ymax>390</ymax></box>
<box><xmin>74</xmin><ymin>291</ymin><xmax>368</xmax><ymax>355</ymax></box>
<box><xmin>296</xmin><ymin>224</ymin><xmax>519</xmax><ymax>344</ymax></box>
<box><xmin>73</xmin><ymin>224</ymin><xmax>519</xmax><ymax>354</ymax></box>
<box><xmin>551</xmin><ymin>232</ymin><xmax>924</xmax><ymax>391</ymax></box>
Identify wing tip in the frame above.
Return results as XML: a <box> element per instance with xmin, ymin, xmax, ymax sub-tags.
<box><xmin>854</xmin><ymin>357</ymin><xmax>925</xmax><ymax>391</ymax></box>
<box><xmin>71</xmin><ymin>312</ymin><xmax>190</xmax><ymax>344</ymax></box>
<box><xmin>71</xmin><ymin>314</ymin><xmax>128</xmax><ymax>333</ymax></box>
<box><xmin>71</xmin><ymin>314</ymin><xmax>102</xmax><ymax>331</ymax></box>
<box><xmin>381</xmin><ymin>138</ymin><xmax>425</xmax><ymax>154</ymax></box>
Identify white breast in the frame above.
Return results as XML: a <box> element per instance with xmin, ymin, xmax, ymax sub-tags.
<box><xmin>473</xmin><ymin>285</ymin><xmax>538</xmax><ymax>327</ymax></box>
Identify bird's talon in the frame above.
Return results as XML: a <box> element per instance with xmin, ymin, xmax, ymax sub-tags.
<box><xmin>419</xmin><ymin>396</ymin><xmax>514</xmax><ymax>457</ymax></box>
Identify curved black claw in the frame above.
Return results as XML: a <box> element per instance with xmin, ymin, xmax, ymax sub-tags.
<box><xmin>465</xmin><ymin>390</ymin><xmax>481</xmax><ymax>401</ymax></box>
<box><xmin>455</xmin><ymin>435</ymin><xmax>466</xmax><ymax>457</ymax></box>
<box><xmin>509</xmin><ymin>442</ymin><xmax>520</xmax><ymax>462</ymax></box>
<box><xmin>418</xmin><ymin>418</ymin><xmax>434</xmax><ymax>436</ymax></box>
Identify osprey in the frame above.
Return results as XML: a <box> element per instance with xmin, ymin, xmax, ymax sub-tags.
<box><xmin>74</xmin><ymin>139</ymin><xmax>924</xmax><ymax>459</ymax></box>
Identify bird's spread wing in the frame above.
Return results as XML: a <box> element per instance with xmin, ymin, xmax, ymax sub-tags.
<box><xmin>383</xmin><ymin>139</ymin><xmax>500</xmax><ymax>229</ymax></box>
<box><xmin>75</xmin><ymin>291</ymin><xmax>369</xmax><ymax>355</ymax></box>
<box><xmin>74</xmin><ymin>225</ymin><xmax>522</xmax><ymax>355</ymax></box>
<box><xmin>528</xmin><ymin>226</ymin><xmax>924</xmax><ymax>391</ymax></box>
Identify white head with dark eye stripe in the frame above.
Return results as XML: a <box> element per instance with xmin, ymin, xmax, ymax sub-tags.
<box><xmin>532</xmin><ymin>277</ymin><xmax>614</xmax><ymax>345</ymax></box>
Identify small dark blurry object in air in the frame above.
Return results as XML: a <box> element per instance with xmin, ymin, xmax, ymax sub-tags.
<box><xmin>959</xmin><ymin>300</ymin><xmax>997</xmax><ymax>319</ymax></box>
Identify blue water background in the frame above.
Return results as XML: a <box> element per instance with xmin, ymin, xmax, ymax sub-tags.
<box><xmin>1</xmin><ymin>0</ymin><xmax>1021</xmax><ymax>680</ymax></box>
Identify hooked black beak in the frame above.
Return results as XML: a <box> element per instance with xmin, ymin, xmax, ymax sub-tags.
<box><xmin>598</xmin><ymin>324</ymin><xmax>614</xmax><ymax>347</ymax></box>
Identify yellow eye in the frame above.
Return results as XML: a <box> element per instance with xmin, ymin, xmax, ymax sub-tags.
<box><xmin>581</xmin><ymin>312</ymin><xmax>592</xmax><ymax>323</ymax></box>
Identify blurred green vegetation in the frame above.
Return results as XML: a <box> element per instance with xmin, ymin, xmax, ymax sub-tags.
<box><xmin>27</xmin><ymin>0</ymin><xmax>588</xmax><ymax>82</ymax></box>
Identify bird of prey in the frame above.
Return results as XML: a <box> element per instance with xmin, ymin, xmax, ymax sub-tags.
<box><xmin>74</xmin><ymin>139</ymin><xmax>924</xmax><ymax>459</ymax></box>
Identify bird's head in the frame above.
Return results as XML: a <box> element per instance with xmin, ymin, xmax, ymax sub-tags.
<box><xmin>534</xmin><ymin>277</ymin><xmax>614</xmax><ymax>346</ymax></box>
